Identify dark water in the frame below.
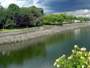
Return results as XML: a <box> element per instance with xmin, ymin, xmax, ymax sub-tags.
<box><xmin>0</xmin><ymin>27</ymin><xmax>90</xmax><ymax>68</ymax></box>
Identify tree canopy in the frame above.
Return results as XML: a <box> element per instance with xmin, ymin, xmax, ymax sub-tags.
<box><xmin>0</xmin><ymin>4</ymin><xmax>44</xmax><ymax>29</ymax></box>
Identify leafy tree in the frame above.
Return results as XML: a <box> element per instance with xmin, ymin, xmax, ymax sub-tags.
<box><xmin>0</xmin><ymin>6</ymin><xmax>7</xmax><ymax>29</ymax></box>
<box><xmin>14</xmin><ymin>14</ymin><xmax>30</xmax><ymax>28</ymax></box>
<box><xmin>42</xmin><ymin>14</ymin><xmax>64</xmax><ymax>25</ymax></box>
<box><xmin>5</xmin><ymin>18</ymin><xmax>15</xmax><ymax>29</ymax></box>
<box><xmin>30</xmin><ymin>6</ymin><xmax>44</xmax><ymax>17</ymax></box>
<box><xmin>8</xmin><ymin>4</ymin><xmax>19</xmax><ymax>13</ymax></box>
<box><xmin>19</xmin><ymin>6</ymin><xmax>43</xmax><ymax>27</ymax></box>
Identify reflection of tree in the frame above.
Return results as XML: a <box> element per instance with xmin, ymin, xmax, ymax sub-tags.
<box><xmin>74</xmin><ymin>29</ymin><xmax>80</xmax><ymax>40</ymax></box>
<box><xmin>0</xmin><ymin>42</ymin><xmax>46</xmax><ymax>67</ymax></box>
<box><xmin>0</xmin><ymin>30</ymin><xmax>75</xmax><ymax>68</ymax></box>
<box><xmin>43</xmin><ymin>31</ymin><xmax>74</xmax><ymax>45</ymax></box>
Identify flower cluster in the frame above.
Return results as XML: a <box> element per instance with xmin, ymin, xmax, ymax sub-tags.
<box><xmin>54</xmin><ymin>45</ymin><xmax>90</xmax><ymax>68</ymax></box>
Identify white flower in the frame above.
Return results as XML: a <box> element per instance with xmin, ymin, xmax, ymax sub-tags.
<box><xmin>74</xmin><ymin>45</ymin><xmax>78</xmax><ymax>48</ymax></box>
<box><xmin>85</xmin><ymin>53</ymin><xmax>87</xmax><ymax>56</ymax></box>
<box><xmin>56</xmin><ymin>59</ymin><xmax>60</xmax><ymax>62</ymax></box>
<box><xmin>53</xmin><ymin>62</ymin><xmax>57</xmax><ymax>66</ymax></box>
<box><xmin>81</xmin><ymin>47</ymin><xmax>86</xmax><ymax>51</ymax></box>
<box><xmin>82</xmin><ymin>65</ymin><xmax>85</xmax><ymax>68</ymax></box>
<box><xmin>57</xmin><ymin>64</ymin><xmax>60</xmax><ymax>68</ymax></box>
<box><xmin>68</xmin><ymin>56</ymin><xmax>72</xmax><ymax>60</ymax></box>
<box><xmin>72</xmin><ymin>50</ymin><xmax>75</xmax><ymax>53</ymax></box>
<box><xmin>80</xmin><ymin>56</ymin><xmax>84</xmax><ymax>59</ymax></box>
<box><xmin>60</xmin><ymin>54</ymin><xmax>66</xmax><ymax>58</ymax></box>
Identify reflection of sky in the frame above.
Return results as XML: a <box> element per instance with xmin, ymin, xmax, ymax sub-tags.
<box><xmin>0</xmin><ymin>0</ymin><xmax>90</xmax><ymax>13</ymax></box>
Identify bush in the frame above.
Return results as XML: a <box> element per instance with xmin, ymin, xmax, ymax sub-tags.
<box><xmin>5</xmin><ymin>19</ymin><xmax>15</xmax><ymax>29</ymax></box>
<box><xmin>42</xmin><ymin>14</ymin><xmax>64</xmax><ymax>25</ymax></box>
<box><xmin>54</xmin><ymin>45</ymin><xmax>90</xmax><ymax>68</ymax></box>
<box><xmin>32</xmin><ymin>17</ymin><xmax>43</xmax><ymax>27</ymax></box>
<box><xmin>0</xmin><ymin>4</ymin><xmax>44</xmax><ymax>29</ymax></box>
<box><xmin>42</xmin><ymin>14</ymin><xmax>90</xmax><ymax>25</ymax></box>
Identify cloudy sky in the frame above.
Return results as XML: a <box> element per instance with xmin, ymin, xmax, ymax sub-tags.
<box><xmin>0</xmin><ymin>0</ymin><xmax>90</xmax><ymax>13</ymax></box>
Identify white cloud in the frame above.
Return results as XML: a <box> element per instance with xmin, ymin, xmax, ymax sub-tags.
<box><xmin>0</xmin><ymin>0</ymin><xmax>33</xmax><ymax>8</ymax></box>
<box><xmin>0</xmin><ymin>0</ymin><xmax>17</xmax><ymax>7</ymax></box>
<box><xmin>0</xmin><ymin>0</ymin><xmax>47</xmax><ymax>8</ymax></box>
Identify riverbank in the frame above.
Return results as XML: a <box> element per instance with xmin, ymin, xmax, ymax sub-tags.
<box><xmin>0</xmin><ymin>22</ymin><xmax>90</xmax><ymax>44</ymax></box>
<box><xmin>0</xmin><ymin>22</ymin><xmax>90</xmax><ymax>53</ymax></box>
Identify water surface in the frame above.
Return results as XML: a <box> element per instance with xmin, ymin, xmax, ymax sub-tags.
<box><xmin>0</xmin><ymin>27</ymin><xmax>90</xmax><ymax>68</ymax></box>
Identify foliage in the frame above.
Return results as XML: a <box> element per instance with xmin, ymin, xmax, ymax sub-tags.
<box><xmin>42</xmin><ymin>14</ymin><xmax>90</xmax><ymax>25</ymax></box>
<box><xmin>0</xmin><ymin>3</ymin><xmax>89</xmax><ymax>29</ymax></box>
<box><xmin>0</xmin><ymin>4</ymin><xmax>44</xmax><ymax>29</ymax></box>
<box><xmin>54</xmin><ymin>45</ymin><xmax>90</xmax><ymax>68</ymax></box>
<box><xmin>42</xmin><ymin>14</ymin><xmax>65</xmax><ymax>25</ymax></box>
<box><xmin>76</xmin><ymin>16</ymin><xmax>90</xmax><ymax>22</ymax></box>
<box><xmin>5</xmin><ymin>18</ymin><xmax>15</xmax><ymax>29</ymax></box>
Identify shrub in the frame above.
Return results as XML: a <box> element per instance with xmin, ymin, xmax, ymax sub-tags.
<box><xmin>42</xmin><ymin>14</ymin><xmax>64</xmax><ymax>25</ymax></box>
<box><xmin>5</xmin><ymin>19</ymin><xmax>15</xmax><ymax>29</ymax></box>
<box><xmin>0</xmin><ymin>4</ymin><xmax>44</xmax><ymax>29</ymax></box>
<box><xmin>32</xmin><ymin>18</ymin><xmax>43</xmax><ymax>26</ymax></box>
<box><xmin>54</xmin><ymin>45</ymin><xmax>90</xmax><ymax>68</ymax></box>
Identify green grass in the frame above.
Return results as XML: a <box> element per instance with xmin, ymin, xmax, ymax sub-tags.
<box><xmin>0</xmin><ymin>29</ymin><xmax>21</xmax><ymax>32</ymax></box>
<box><xmin>0</xmin><ymin>25</ymin><xmax>54</xmax><ymax>33</ymax></box>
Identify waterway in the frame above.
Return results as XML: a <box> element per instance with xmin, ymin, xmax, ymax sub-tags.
<box><xmin>0</xmin><ymin>26</ymin><xmax>90</xmax><ymax>68</ymax></box>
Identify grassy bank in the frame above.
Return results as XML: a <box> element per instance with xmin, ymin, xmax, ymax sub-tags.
<box><xmin>0</xmin><ymin>23</ymin><xmax>89</xmax><ymax>44</ymax></box>
<box><xmin>0</xmin><ymin>23</ymin><xmax>89</xmax><ymax>53</ymax></box>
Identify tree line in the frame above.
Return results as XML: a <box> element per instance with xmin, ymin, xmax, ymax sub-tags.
<box><xmin>42</xmin><ymin>14</ymin><xmax>90</xmax><ymax>25</ymax></box>
<box><xmin>0</xmin><ymin>3</ymin><xmax>90</xmax><ymax>29</ymax></box>
<box><xmin>0</xmin><ymin>4</ymin><xmax>44</xmax><ymax>29</ymax></box>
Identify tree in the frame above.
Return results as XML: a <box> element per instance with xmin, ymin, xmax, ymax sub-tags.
<box><xmin>19</xmin><ymin>6</ymin><xmax>44</xmax><ymax>27</ymax></box>
<box><xmin>8</xmin><ymin>4</ymin><xmax>19</xmax><ymax>12</ymax></box>
<box><xmin>0</xmin><ymin>4</ymin><xmax>44</xmax><ymax>29</ymax></box>
<box><xmin>30</xmin><ymin>6</ymin><xmax>43</xmax><ymax>17</ymax></box>
<box><xmin>7</xmin><ymin>3</ymin><xmax>20</xmax><ymax>18</ymax></box>
<box><xmin>0</xmin><ymin>6</ymin><xmax>6</xmax><ymax>29</ymax></box>
<box><xmin>5</xmin><ymin>18</ymin><xmax>15</xmax><ymax>29</ymax></box>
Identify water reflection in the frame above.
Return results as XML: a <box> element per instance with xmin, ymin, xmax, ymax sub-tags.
<box><xmin>74</xmin><ymin>29</ymin><xmax>80</xmax><ymax>39</ymax></box>
<box><xmin>0</xmin><ymin>42</ymin><xmax>46</xmax><ymax>68</ymax></box>
<box><xmin>0</xmin><ymin>27</ymin><xmax>90</xmax><ymax>68</ymax></box>
<box><xmin>0</xmin><ymin>30</ymin><xmax>75</xmax><ymax>68</ymax></box>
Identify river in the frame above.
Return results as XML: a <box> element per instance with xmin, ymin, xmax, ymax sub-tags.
<box><xmin>0</xmin><ymin>26</ymin><xmax>90</xmax><ymax>68</ymax></box>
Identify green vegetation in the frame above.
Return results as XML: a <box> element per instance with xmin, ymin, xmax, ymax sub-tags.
<box><xmin>0</xmin><ymin>4</ymin><xmax>43</xmax><ymax>29</ymax></box>
<box><xmin>42</xmin><ymin>14</ymin><xmax>90</xmax><ymax>25</ymax></box>
<box><xmin>0</xmin><ymin>43</ymin><xmax>46</xmax><ymax>67</ymax></box>
<box><xmin>0</xmin><ymin>3</ymin><xmax>89</xmax><ymax>29</ymax></box>
<box><xmin>42</xmin><ymin>14</ymin><xmax>65</xmax><ymax>25</ymax></box>
<box><xmin>54</xmin><ymin>45</ymin><xmax>90</xmax><ymax>68</ymax></box>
